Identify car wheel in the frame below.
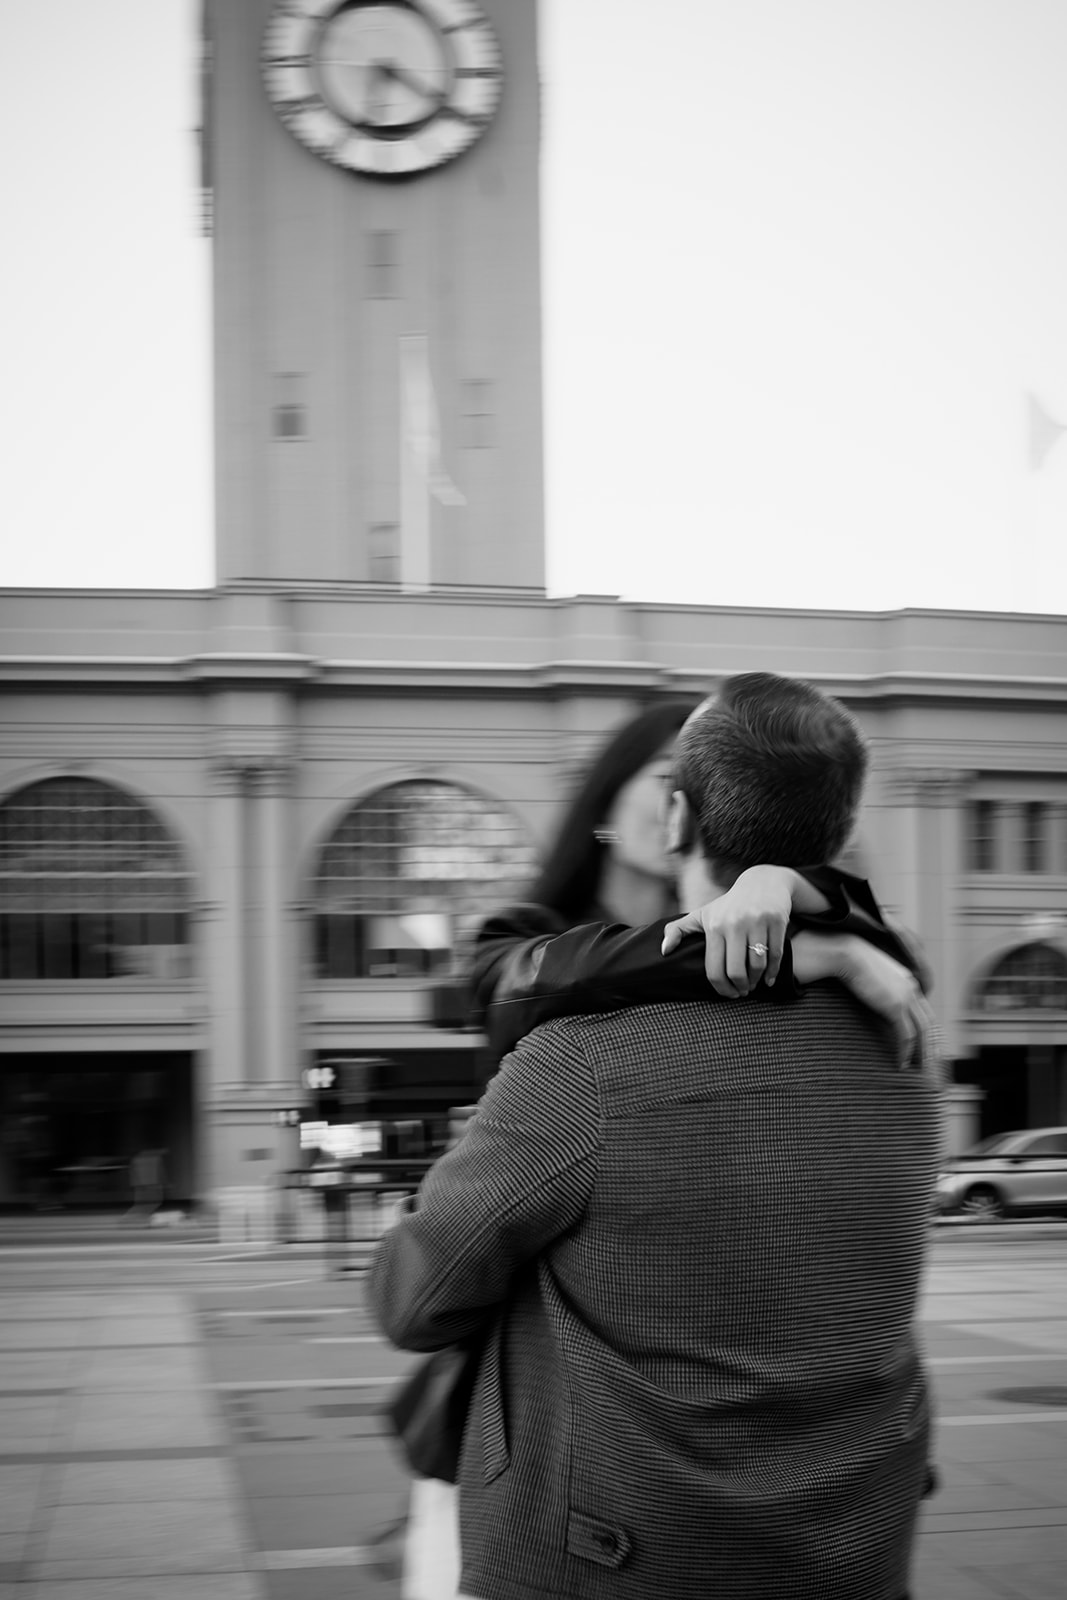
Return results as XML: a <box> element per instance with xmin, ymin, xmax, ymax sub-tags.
<box><xmin>960</xmin><ymin>1184</ymin><xmax>1005</xmax><ymax>1220</ymax></box>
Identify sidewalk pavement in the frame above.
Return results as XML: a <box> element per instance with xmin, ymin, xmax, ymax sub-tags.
<box><xmin>0</xmin><ymin>1283</ymin><xmax>276</xmax><ymax>1600</ymax></box>
<box><xmin>911</xmin><ymin>1231</ymin><xmax>1067</xmax><ymax>1600</ymax></box>
<box><xmin>0</xmin><ymin>1226</ymin><xmax>1064</xmax><ymax>1598</ymax></box>
<box><xmin>0</xmin><ymin>1240</ymin><xmax>409</xmax><ymax>1600</ymax></box>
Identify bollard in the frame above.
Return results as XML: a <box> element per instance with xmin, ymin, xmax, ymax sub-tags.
<box><xmin>215</xmin><ymin>1184</ymin><xmax>275</xmax><ymax>1246</ymax></box>
<box><xmin>308</xmin><ymin>1169</ymin><xmax>353</xmax><ymax>1272</ymax></box>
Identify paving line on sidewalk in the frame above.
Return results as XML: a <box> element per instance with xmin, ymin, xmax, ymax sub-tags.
<box><xmin>306</xmin><ymin>1335</ymin><xmax>381</xmax><ymax>1343</ymax></box>
<box><xmin>930</xmin><ymin>1353</ymin><xmax>1067</xmax><ymax>1365</ymax></box>
<box><xmin>210</xmin><ymin>1307</ymin><xmax>353</xmax><ymax>1317</ymax></box>
<box><xmin>211</xmin><ymin>1377</ymin><xmax>395</xmax><ymax>1390</ymax></box>
<box><xmin>0</xmin><ymin>1378</ymin><xmax>409</xmax><ymax>1394</ymax></box>
<box><xmin>923</xmin><ymin>1313</ymin><xmax>1067</xmax><ymax>1321</ymax></box>
<box><xmin>0</xmin><ymin>1342</ymin><xmax>193</xmax><ymax>1353</ymax></box>
<box><xmin>0</xmin><ymin>1446</ymin><xmax>228</xmax><ymax>1463</ymax></box>
<box><xmin>205</xmin><ymin>1248</ymin><xmax>307</xmax><ymax>1260</ymax></box>
<box><xmin>0</xmin><ymin>1244</ymin><xmax>224</xmax><ymax>1256</ymax></box>
<box><xmin>201</xmin><ymin>1276</ymin><xmax>327</xmax><ymax>1290</ymax></box>
<box><xmin>941</xmin><ymin>1411</ymin><xmax>1067</xmax><ymax>1426</ymax></box>
<box><xmin>921</xmin><ymin>1286</ymin><xmax>1067</xmax><ymax>1299</ymax></box>
<box><xmin>257</xmin><ymin>1546</ymin><xmax>380</xmax><ymax>1569</ymax></box>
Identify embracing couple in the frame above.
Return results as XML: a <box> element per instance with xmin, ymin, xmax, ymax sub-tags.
<box><xmin>371</xmin><ymin>672</ymin><xmax>941</xmax><ymax>1600</ymax></box>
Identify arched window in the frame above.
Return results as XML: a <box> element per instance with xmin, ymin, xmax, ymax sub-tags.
<box><xmin>313</xmin><ymin>780</ymin><xmax>537</xmax><ymax>979</ymax></box>
<box><xmin>975</xmin><ymin>942</ymin><xmax>1067</xmax><ymax>1013</ymax></box>
<box><xmin>0</xmin><ymin>777</ymin><xmax>192</xmax><ymax>980</ymax></box>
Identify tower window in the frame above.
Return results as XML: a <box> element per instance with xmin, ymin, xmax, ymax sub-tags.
<box><xmin>273</xmin><ymin>373</ymin><xmax>306</xmax><ymax>440</ymax></box>
<box><xmin>367</xmin><ymin>231</ymin><xmax>398</xmax><ymax>299</ymax></box>
<box><xmin>368</xmin><ymin>523</ymin><xmax>399</xmax><ymax>584</ymax></box>
<box><xmin>460</xmin><ymin>379</ymin><xmax>494</xmax><ymax>448</ymax></box>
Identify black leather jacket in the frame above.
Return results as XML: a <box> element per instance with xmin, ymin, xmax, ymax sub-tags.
<box><xmin>468</xmin><ymin>865</ymin><xmax>924</xmax><ymax>1063</ymax></box>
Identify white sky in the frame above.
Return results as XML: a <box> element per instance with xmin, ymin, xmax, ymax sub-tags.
<box><xmin>2</xmin><ymin>0</ymin><xmax>1067</xmax><ymax>612</ymax></box>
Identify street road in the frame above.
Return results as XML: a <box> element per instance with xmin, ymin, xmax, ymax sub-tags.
<box><xmin>0</xmin><ymin>1223</ymin><xmax>1064</xmax><ymax>1598</ymax></box>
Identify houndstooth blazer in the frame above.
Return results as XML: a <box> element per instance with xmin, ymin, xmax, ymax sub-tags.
<box><xmin>369</xmin><ymin>985</ymin><xmax>941</xmax><ymax>1600</ymax></box>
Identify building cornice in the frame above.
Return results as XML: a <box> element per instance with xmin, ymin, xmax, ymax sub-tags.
<box><xmin>1</xmin><ymin>655</ymin><xmax>1065</xmax><ymax>706</ymax></box>
<box><xmin>2</xmin><ymin>587</ymin><xmax>1066</xmax><ymax>701</ymax></box>
<box><xmin>3</xmin><ymin>581</ymin><xmax>1065</xmax><ymax>620</ymax></box>
<box><xmin>883</xmin><ymin>769</ymin><xmax>977</xmax><ymax>806</ymax></box>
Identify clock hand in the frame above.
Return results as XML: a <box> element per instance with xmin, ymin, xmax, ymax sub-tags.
<box><xmin>378</xmin><ymin>60</ymin><xmax>444</xmax><ymax>109</ymax></box>
<box><xmin>365</xmin><ymin>60</ymin><xmax>393</xmax><ymax>123</ymax></box>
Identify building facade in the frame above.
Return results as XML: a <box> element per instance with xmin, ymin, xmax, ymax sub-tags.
<box><xmin>2</xmin><ymin>591</ymin><xmax>1066</xmax><ymax>1205</ymax></box>
<box><xmin>1</xmin><ymin>0</ymin><xmax>1065</xmax><ymax>1207</ymax></box>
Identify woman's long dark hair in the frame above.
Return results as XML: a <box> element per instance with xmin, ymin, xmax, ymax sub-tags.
<box><xmin>531</xmin><ymin>698</ymin><xmax>702</xmax><ymax>923</ymax></box>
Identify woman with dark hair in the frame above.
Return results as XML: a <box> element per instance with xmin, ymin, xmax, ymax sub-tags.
<box><xmin>470</xmin><ymin>698</ymin><xmax>928</xmax><ymax>1064</ymax></box>
<box><xmin>399</xmin><ymin>696</ymin><xmax>929</xmax><ymax>1600</ymax></box>
<box><xmin>529</xmin><ymin>698</ymin><xmax>701</xmax><ymax>925</ymax></box>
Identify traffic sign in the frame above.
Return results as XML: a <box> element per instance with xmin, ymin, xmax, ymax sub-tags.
<box><xmin>303</xmin><ymin>1065</ymin><xmax>336</xmax><ymax>1090</ymax></box>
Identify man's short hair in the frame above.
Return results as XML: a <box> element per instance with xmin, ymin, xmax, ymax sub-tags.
<box><xmin>672</xmin><ymin>672</ymin><xmax>869</xmax><ymax>870</ymax></box>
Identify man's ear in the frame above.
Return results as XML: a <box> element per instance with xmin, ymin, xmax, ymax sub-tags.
<box><xmin>665</xmin><ymin>790</ymin><xmax>694</xmax><ymax>856</ymax></box>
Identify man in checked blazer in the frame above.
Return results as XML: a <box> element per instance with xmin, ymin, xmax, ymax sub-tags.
<box><xmin>370</xmin><ymin>673</ymin><xmax>941</xmax><ymax>1600</ymax></box>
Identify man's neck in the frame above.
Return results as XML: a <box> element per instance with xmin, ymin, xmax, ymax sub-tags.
<box><xmin>676</xmin><ymin>854</ymin><xmax>729</xmax><ymax>913</ymax></box>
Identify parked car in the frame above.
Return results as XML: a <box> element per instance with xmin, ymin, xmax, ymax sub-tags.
<box><xmin>936</xmin><ymin>1127</ymin><xmax>1067</xmax><ymax>1219</ymax></box>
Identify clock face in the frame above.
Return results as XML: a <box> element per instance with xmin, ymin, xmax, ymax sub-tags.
<box><xmin>263</xmin><ymin>0</ymin><xmax>504</xmax><ymax>178</ymax></box>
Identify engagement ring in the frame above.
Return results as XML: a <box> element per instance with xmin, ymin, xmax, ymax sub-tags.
<box><xmin>748</xmin><ymin>943</ymin><xmax>769</xmax><ymax>958</ymax></box>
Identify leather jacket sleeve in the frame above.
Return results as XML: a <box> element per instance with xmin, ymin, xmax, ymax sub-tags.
<box><xmin>467</xmin><ymin>866</ymin><xmax>926</xmax><ymax>1064</ymax></box>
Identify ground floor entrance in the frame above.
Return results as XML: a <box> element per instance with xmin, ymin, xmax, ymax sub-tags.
<box><xmin>308</xmin><ymin>1045</ymin><xmax>489</xmax><ymax>1160</ymax></box>
<box><xmin>954</xmin><ymin>1042</ymin><xmax>1067</xmax><ymax>1139</ymax></box>
<box><xmin>0</xmin><ymin>1052</ymin><xmax>195</xmax><ymax>1210</ymax></box>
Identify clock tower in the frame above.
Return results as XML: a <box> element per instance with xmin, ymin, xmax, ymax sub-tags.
<box><xmin>202</xmin><ymin>0</ymin><xmax>545</xmax><ymax>592</ymax></box>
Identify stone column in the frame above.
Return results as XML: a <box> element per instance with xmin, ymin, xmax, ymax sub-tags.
<box><xmin>204</xmin><ymin>761</ymin><xmax>249</xmax><ymax>1093</ymax></box>
<box><xmin>194</xmin><ymin>762</ymin><xmax>252</xmax><ymax>1197</ymax></box>
<box><xmin>251</xmin><ymin>760</ymin><xmax>299</xmax><ymax>1096</ymax></box>
<box><xmin>883</xmin><ymin>769</ymin><xmax>974</xmax><ymax>1062</ymax></box>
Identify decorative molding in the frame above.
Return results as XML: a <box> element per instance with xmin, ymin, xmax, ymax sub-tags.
<box><xmin>246</xmin><ymin>761</ymin><xmax>292</xmax><ymax>799</ymax></box>
<box><xmin>298</xmin><ymin>728</ymin><xmax>563</xmax><ymax>761</ymax></box>
<box><xmin>959</xmin><ymin>898</ymin><xmax>1067</xmax><ymax>923</ymax></box>
<box><xmin>183</xmin><ymin>652</ymin><xmax>318</xmax><ymax>683</ymax></box>
<box><xmin>961</xmin><ymin>1016</ymin><xmax>1066</xmax><ymax>1040</ymax></box>
<box><xmin>209</xmin><ymin>760</ymin><xmax>248</xmax><ymax>797</ymax></box>
<box><xmin>209</xmin><ymin>757</ymin><xmax>294</xmax><ymax>797</ymax></box>
<box><xmin>187</xmin><ymin>900</ymin><xmax>222</xmax><ymax>924</ymax></box>
<box><xmin>0</xmin><ymin>1020</ymin><xmax>203</xmax><ymax>1047</ymax></box>
<box><xmin>883</xmin><ymin>769</ymin><xmax>977</xmax><ymax>807</ymax></box>
<box><xmin>4</xmin><ymin>651</ymin><xmax>1067</xmax><ymax>704</ymax></box>
<box><xmin>204</xmin><ymin>1092</ymin><xmax>309</xmax><ymax>1115</ymax></box>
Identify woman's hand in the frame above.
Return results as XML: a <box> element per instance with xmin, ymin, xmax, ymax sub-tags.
<box><xmin>660</xmin><ymin>865</ymin><xmax>810</xmax><ymax>997</ymax></box>
<box><xmin>882</xmin><ymin>913</ymin><xmax>935</xmax><ymax>996</ymax></box>
<box><xmin>792</xmin><ymin>931</ymin><xmax>932</xmax><ymax>1065</ymax></box>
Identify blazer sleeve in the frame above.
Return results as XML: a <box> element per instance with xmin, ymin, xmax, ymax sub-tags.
<box><xmin>469</xmin><ymin>867</ymin><xmax>924</xmax><ymax>1063</ymax></box>
<box><xmin>368</xmin><ymin>1024</ymin><xmax>600</xmax><ymax>1352</ymax></box>
<box><xmin>794</xmin><ymin>865</ymin><xmax>933</xmax><ymax>990</ymax></box>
